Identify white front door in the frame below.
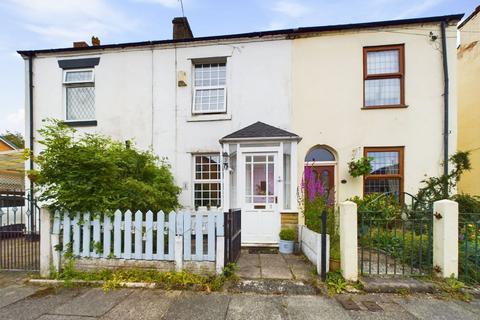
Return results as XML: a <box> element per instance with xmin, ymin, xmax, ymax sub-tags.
<box><xmin>241</xmin><ymin>153</ymin><xmax>281</xmax><ymax>245</ymax></box>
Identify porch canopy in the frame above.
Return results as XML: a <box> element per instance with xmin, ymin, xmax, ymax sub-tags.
<box><xmin>219</xmin><ymin>122</ymin><xmax>301</xmax><ymax>244</ymax></box>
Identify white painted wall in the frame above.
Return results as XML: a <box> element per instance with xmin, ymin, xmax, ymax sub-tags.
<box><xmin>26</xmin><ymin>39</ymin><xmax>293</xmax><ymax>209</ymax></box>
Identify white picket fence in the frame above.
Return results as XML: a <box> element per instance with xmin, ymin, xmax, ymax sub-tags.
<box><xmin>52</xmin><ymin>209</ymin><xmax>224</xmax><ymax>263</ymax></box>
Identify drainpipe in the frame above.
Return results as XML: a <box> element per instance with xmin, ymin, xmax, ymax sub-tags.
<box><xmin>28</xmin><ymin>54</ymin><xmax>35</xmax><ymax>227</ymax></box>
<box><xmin>440</xmin><ymin>20</ymin><xmax>449</xmax><ymax>197</ymax></box>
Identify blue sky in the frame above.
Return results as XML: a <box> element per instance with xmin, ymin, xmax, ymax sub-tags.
<box><xmin>0</xmin><ymin>0</ymin><xmax>476</xmax><ymax>135</ymax></box>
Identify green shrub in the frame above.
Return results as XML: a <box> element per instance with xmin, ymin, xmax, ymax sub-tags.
<box><xmin>349</xmin><ymin>193</ymin><xmax>400</xmax><ymax>220</ymax></box>
<box><xmin>279</xmin><ymin>229</ymin><xmax>295</xmax><ymax>241</ymax></box>
<box><xmin>452</xmin><ymin>194</ymin><xmax>480</xmax><ymax>214</ymax></box>
<box><xmin>29</xmin><ymin>119</ymin><xmax>181</xmax><ymax>217</ymax></box>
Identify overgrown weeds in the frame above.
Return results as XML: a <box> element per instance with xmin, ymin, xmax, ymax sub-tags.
<box><xmin>49</xmin><ymin>258</ymin><xmax>238</xmax><ymax>292</ymax></box>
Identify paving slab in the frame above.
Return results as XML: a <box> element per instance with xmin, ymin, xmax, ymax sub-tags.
<box><xmin>52</xmin><ymin>288</ymin><xmax>132</xmax><ymax>317</ymax></box>
<box><xmin>284</xmin><ymin>295</ymin><xmax>352</xmax><ymax>320</ymax></box>
<box><xmin>0</xmin><ymin>284</ymin><xmax>39</xmax><ymax>308</ymax></box>
<box><xmin>260</xmin><ymin>254</ymin><xmax>292</xmax><ymax>279</ymax></box>
<box><xmin>0</xmin><ymin>287</ymin><xmax>85</xmax><ymax>320</ymax></box>
<box><xmin>101</xmin><ymin>289</ymin><xmax>179</xmax><ymax>320</ymax></box>
<box><xmin>165</xmin><ymin>291</ymin><xmax>231</xmax><ymax>320</ymax></box>
<box><xmin>394</xmin><ymin>295</ymin><xmax>480</xmax><ymax>320</ymax></box>
<box><xmin>226</xmin><ymin>294</ymin><xmax>285</xmax><ymax>320</ymax></box>
<box><xmin>237</xmin><ymin>253</ymin><xmax>261</xmax><ymax>279</ymax></box>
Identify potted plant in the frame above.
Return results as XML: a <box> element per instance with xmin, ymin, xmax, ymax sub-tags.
<box><xmin>279</xmin><ymin>229</ymin><xmax>295</xmax><ymax>254</ymax></box>
<box><xmin>348</xmin><ymin>156</ymin><xmax>373</xmax><ymax>178</ymax></box>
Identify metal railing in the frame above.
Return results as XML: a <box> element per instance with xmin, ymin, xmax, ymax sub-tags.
<box><xmin>459</xmin><ymin>213</ymin><xmax>480</xmax><ymax>284</ymax></box>
<box><xmin>358</xmin><ymin>192</ymin><xmax>433</xmax><ymax>277</ymax></box>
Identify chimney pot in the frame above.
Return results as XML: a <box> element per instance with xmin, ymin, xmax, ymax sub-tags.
<box><xmin>91</xmin><ymin>36</ymin><xmax>101</xmax><ymax>46</ymax></box>
<box><xmin>172</xmin><ymin>17</ymin><xmax>193</xmax><ymax>40</ymax></box>
<box><xmin>73</xmin><ymin>41</ymin><xmax>89</xmax><ymax>48</ymax></box>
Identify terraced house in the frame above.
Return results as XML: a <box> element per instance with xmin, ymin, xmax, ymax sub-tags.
<box><xmin>18</xmin><ymin>13</ymin><xmax>462</xmax><ymax>246</ymax></box>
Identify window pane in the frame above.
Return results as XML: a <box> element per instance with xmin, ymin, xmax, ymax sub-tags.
<box><xmin>365</xmin><ymin>179</ymin><xmax>400</xmax><ymax>195</ymax></box>
<box><xmin>193</xmin><ymin>154</ymin><xmax>221</xmax><ymax>208</ymax></box>
<box><xmin>65</xmin><ymin>70</ymin><xmax>93</xmax><ymax>82</ymax></box>
<box><xmin>194</xmin><ymin>88</ymin><xmax>225</xmax><ymax>113</ymax></box>
<box><xmin>194</xmin><ymin>63</ymin><xmax>226</xmax><ymax>86</ymax></box>
<box><xmin>66</xmin><ymin>86</ymin><xmax>95</xmax><ymax>120</ymax></box>
<box><xmin>367</xmin><ymin>50</ymin><xmax>399</xmax><ymax>74</ymax></box>
<box><xmin>365</xmin><ymin>78</ymin><xmax>400</xmax><ymax>106</ymax></box>
<box><xmin>367</xmin><ymin>151</ymin><xmax>399</xmax><ymax>175</ymax></box>
<box><xmin>305</xmin><ymin>147</ymin><xmax>335</xmax><ymax>162</ymax></box>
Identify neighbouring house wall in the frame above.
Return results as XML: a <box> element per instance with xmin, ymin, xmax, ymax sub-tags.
<box><xmin>458</xmin><ymin>13</ymin><xmax>480</xmax><ymax>196</ymax></box>
<box><xmin>26</xmin><ymin>38</ymin><xmax>292</xmax><ymax>209</ymax></box>
<box><xmin>292</xmin><ymin>23</ymin><xmax>458</xmax><ymax>213</ymax></box>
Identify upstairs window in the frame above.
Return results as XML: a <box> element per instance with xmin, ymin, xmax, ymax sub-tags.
<box><xmin>363</xmin><ymin>147</ymin><xmax>404</xmax><ymax>196</ymax></box>
<box><xmin>193</xmin><ymin>62</ymin><xmax>226</xmax><ymax>114</ymax></box>
<box><xmin>363</xmin><ymin>45</ymin><xmax>405</xmax><ymax>108</ymax></box>
<box><xmin>63</xmin><ymin>69</ymin><xmax>95</xmax><ymax>121</ymax></box>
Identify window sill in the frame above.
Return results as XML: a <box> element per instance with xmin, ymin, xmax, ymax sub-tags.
<box><xmin>63</xmin><ymin>120</ymin><xmax>98</xmax><ymax>127</ymax></box>
<box><xmin>187</xmin><ymin>114</ymin><xmax>232</xmax><ymax>122</ymax></box>
<box><xmin>362</xmin><ymin>105</ymin><xmax>408</xmax><ymax>110</ymax></box>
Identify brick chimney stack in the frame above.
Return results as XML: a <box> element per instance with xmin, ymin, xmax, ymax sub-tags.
<box><xmin>172</xmin><ymin>17</ymin><xmax>193</xmax><ymax>40</ymax></box>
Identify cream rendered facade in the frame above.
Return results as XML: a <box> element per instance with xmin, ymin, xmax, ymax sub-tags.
<box><xmin>292</xmin><ymin>22</ymin><xmax>459</xmax><ymax>213</ymax></box>
<box><xmin>458</xmin><ymin>8</ymin><xmax>480</xmax><ymax>196</ymax></box>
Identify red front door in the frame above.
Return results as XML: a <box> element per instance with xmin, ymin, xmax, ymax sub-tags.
<box><xmin>304</xmin><ymin>165</ymin><xmax>335</xmax><ymax>204</ymax></box>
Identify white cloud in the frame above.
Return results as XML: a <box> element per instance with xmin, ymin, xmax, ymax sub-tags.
<box><xmin>272</xmin><ymin>0</ymin><xmax>309</xmax><ymax>18</ymax></box>
<box><xmin>1</xmin><ymin>108</ymin><xmax>24</xmax><ymax>134</ymax></box>
<box><xmin>132</xmin><ymin>0</ymin><xmax>180</xmax><ymax>8</ymax></box>
<box><xmin>4</xmin><ymin>0</ymin><xmax>139</xmax><ymax>45</ymax></box>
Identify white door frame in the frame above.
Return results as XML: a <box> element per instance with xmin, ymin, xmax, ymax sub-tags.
<box><xmin>238</xmin><ymin>144</ymin><xmax>283</xmax><ymax>245</ymax></box>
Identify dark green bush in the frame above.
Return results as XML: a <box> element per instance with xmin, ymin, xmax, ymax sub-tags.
<box><xmin>279</xmin><ymin>229</ymin><xmax>296</xmax><ymax>241</ymax></box>
<box><xmin>29</xmin><ymin>119</ymin><xmax>181</xmax><ymax>217</ymax></box>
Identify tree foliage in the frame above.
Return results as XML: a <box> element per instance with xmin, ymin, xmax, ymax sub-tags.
<box><xmin>1</xmin><ymin>131</ymin><xmax>25</xmax><ymax>149</ymax></box>
<box><xmin>30</xmin><ymin>120</ymin><xmax>181</xmax><ymax>216</ymax></box>
<box><xmin>415</xmin><ymin>151</ymin><xmax>471</xmax><ymax>205</ymax></box>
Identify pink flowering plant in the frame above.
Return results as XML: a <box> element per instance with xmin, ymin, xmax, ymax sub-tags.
<box><xmin>299</xmin><ymin>166</ymin><xmax>333</xmax><ymax>233</ymax></box>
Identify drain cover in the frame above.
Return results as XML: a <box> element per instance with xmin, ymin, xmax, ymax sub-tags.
<box><xmin>337</xmin><ymin>298</ymin><xmax>361</xmax><ymax>311</ymax></box>
<box><xmin>362</xmin><ymin>301</ymin><xmax>383</xmax><ymax>312</ymax></box>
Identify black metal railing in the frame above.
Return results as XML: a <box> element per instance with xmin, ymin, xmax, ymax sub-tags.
<box><xmin>459</xmin><ymin>213</ymin><xmax>480</xmax><ymax>284</ymax></box>
<box><xmin>358</xmin><ymin>192</ymin><xmax>433</xmax><ymax>277</ymax></box>
<box><xmin>224</xmin><ymin>208</ymin><xmax>241</xmax><ymax>266</ymax></box>
<box><xmin>0</xmin><ymin>190</ymin><xmax>40</xmax><ymax>271</ymax></box>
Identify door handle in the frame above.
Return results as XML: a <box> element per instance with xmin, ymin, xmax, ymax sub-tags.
<box><xmin>275</xmin><ymin>196</ymin><xmax>278</xmax><ymax>204</ymax></box>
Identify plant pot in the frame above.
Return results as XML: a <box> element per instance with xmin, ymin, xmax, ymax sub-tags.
<box><xmin>279</xmin><ymin>240</ymin><xmax>294</xmax><ymax>254</ymax></box>
<box><xmin>329</xmin><ymin>258</ymin><xmax>341</xmax><ymax>271</ymax></box>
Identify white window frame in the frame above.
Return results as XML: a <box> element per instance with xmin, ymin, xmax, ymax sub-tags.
<box><xmin>63</xmin><ymin>68</ymin><xmax>95</xmax><ymax>84</ymax></box>
<box><xmin>192</xmin><ymin>63</ymin><xmax>227</xmax><ymax>115</ymax></box>
<box><xmin>63</xmin><ymin>68</ymin><xmax>96</xmax><ymax>122</ymax></box>
<box><xmin>192</xmin><ymin>153</ymin><xmax>222</xmax><ymax>209</ymax></box>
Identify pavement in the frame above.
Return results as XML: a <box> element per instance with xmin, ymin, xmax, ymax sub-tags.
<box><xmin>1</xmin><ymin>271</ymin><xmax>480</xmax><ymax>320</ymax></box>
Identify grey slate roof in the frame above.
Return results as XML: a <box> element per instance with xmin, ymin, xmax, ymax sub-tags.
<box><xmin>220</xmin><ymin>122</ymin><xmax>300</xmax><ymax>141</ymax></box>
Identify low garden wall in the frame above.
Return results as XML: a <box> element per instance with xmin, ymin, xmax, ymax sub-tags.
<box><xmin>298</xmin><ymin>224</ymin><xmax>329</xmax><ymax>275</ymax></box>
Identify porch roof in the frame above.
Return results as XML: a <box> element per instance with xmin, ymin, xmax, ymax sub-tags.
<box><xmin>220</xmin><ymin>121</ymin><xmax>301</xmax><ymax>142</ymax></box>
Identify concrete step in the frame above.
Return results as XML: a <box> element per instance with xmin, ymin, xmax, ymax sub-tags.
<box><xmin>360</xmin><ymin>276</ymin><xmax>435</xmax><ymax>293</ymax></box>
<box><xmin>228</xmin><ymin>279</ymin><xmax>318</xmax><ymax>295</ymax></box>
